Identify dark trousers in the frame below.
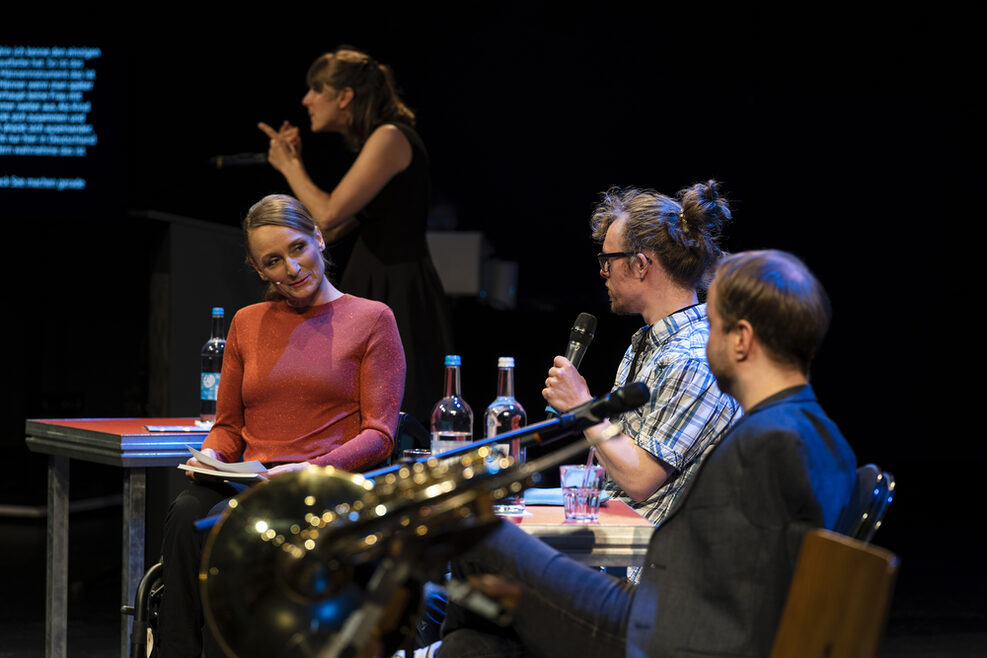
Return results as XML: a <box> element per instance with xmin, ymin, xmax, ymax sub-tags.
<box><xmin>438</xmin><ymin>521</ymin><xmax>634</xmax><ymax>657</ymax></box>
<box><xmin>157</xmin><ymin>480</ymin><xmax>242</xmax><ymax>658</ymax></box>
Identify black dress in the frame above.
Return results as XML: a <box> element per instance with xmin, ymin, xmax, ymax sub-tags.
<box><xmin>339</xmin><ymin>122</ymin><xmax>452</xmax><ymax>425</ymax></box>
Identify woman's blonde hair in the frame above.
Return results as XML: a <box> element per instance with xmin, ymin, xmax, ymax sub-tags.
<box><xmin>243</xmin><ymin>194</ymin><xmax>332</xmax><ymax>301</ymax></box>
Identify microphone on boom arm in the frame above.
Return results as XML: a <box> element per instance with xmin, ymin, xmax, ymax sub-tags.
<box><xmin>196</xmin><ymin>383</ymin><xmax>650</xmax><ymax>658</ymax></box>
<box><xmin>366</xmin><ymin>381</ymin><xmax>650</xmax><ymax>479</ymax></box>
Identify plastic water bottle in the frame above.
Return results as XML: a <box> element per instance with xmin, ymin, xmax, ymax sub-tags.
<box><xmin>429</xmin><ymin>355</ymin><xmax>473</xmax><ymax>458</ymax></box>
<box><xmin>199</xmin><ymin>307</ymin><xmax>226</xmax><ymax>424</ymax></box>
<box><xmin>484</xmin><ymin>357</ymin><xmax>528</xmax><ymax>514</ymax></box>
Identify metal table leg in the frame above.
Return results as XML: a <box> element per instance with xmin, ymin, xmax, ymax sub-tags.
<box><xmin>122</xmin><ymin>467</ymin><xmax>147</xmax><ymax>658</ymax></box>
<box><xmin>46</xmin><ymin>455</ymin><xmax>69</xmax><ymax>658</ymax></box>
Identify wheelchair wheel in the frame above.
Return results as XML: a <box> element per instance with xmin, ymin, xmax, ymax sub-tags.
<box><xmin>122</xmin><ymin>561</ymin><xmax>164</xmax><ymax>658</ymax></box>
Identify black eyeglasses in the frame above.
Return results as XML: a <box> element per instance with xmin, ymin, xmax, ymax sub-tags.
<box><xmin>597</xmin><ymin>251</ymin><xmax>652</xmax><ymax>275</ymax></box>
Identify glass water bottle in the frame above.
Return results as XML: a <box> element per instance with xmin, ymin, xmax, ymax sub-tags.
<box><xmin>429</xmin><ymin>355</ymin><xmax>473</xmax><ymax>457</ymax></box>
<box><xmin>199</xmin><ymin>307</ymin><xmax>226</xmax><ymax>424</ymax></box>
<box><xmin>484</xmin><ymin>356</ymin><xmax>527</xmax><ymax>514</ymax></box>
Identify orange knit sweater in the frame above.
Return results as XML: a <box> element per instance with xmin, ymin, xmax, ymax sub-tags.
<box><xmin>202</xmin><ymin>294</ymin><xmax>406</xmax><ymax>471</ymax></box>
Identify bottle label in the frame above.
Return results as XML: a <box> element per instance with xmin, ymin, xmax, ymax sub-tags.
<box><xmin>429</xmin><ymin>432</ymin><xmax>471</xmax><ymax>460</ymax></box>
<box><xmin>201</xmin><ymin>372</ymin><xmax>220</xmax><ymax>401</ymax></box>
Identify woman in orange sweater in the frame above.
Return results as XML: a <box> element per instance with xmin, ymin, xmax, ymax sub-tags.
<box><xmin>158</xmin><ymin>194</ymin><xmax>405</xmax><ymax>657</ymax></box>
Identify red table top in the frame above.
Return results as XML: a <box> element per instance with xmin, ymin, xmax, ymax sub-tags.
<box><xmin>512</xmin><ymin>500</ymin><xmax>653</xmax><ymax>566</ymax></box>
<box><xmin>25</xmin><ymin>417</ymin><xmax>208</xmax><ymax>467</ymax></box>
<box><xmin>515</xmin><ymin>499</ymin><xmax>651</xmax><ymax>526</ymax></box>
<box><xmin>29</xmin><ymin>417</ymin><xmax>208</xmax><ymax>437</ymax></box>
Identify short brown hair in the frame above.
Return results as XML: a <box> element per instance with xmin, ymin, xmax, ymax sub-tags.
<box><xmin>712</xmin><ymin>250</ymin><xmax>831</xmax><ymax>373</ymax></box>
<box><xmin>590</xmin><ymin>180</ymin><xmax>732</xmax><ymax>291</ymax></box>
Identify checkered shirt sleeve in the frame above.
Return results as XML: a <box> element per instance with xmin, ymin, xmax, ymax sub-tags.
<box><xmin>604</xmin><ymin>305</ymin><xmax>741</xmax><ymax>527</ymax></box>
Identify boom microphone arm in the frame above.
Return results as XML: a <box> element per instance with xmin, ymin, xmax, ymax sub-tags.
<box><xmin>364</xmin><ymin>382</ymin><xmax>649</xmax><ymax>480</ymax></box>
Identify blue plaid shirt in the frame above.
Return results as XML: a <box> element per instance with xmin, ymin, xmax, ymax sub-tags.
<box><xmin>604</xmin><ymin>304</ymin><xmax>742</xmax><ymax>527</ymax></box>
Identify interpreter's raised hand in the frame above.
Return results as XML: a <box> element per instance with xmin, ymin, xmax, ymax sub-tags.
<box><xmin>258</xmin><ymin>121</ymin><xmax>300</xmax><ymax>174</ymax></box>
<box><xmin>277</xmin><ymin>120</ymin><xmax>302</xmax><ymax>153</ymax></box>
<box><xmin>264</xmin><ymin>462</ymin><xmax>311</xmax><ymax>479</ymax></box>
<box><xmin>542</xmin><ymin>355</ymin><xmax>593</xmax><ymax>413</ymax></box>
<box><xmin>185</xmin><ymin>447</ymin><xmax>222</xmax><ymax>482</ymax></box>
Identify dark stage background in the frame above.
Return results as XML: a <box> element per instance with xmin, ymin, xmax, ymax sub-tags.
<box><xmin>2</xmin><ymin>4</ymin><xmax>983</xmax><ymax>655</ymax></box>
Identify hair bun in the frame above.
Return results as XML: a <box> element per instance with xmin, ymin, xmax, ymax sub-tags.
<box><xmin>677</xmin><ymin>179</ymin><xmax>732</xmax><ymax>234</ymax></box>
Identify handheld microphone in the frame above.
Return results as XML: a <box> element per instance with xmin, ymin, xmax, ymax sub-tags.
<box><xmin>206</xmin><ymin>152</ymin><xmax>268</xmax><ymax>169</ymax></box>
<box><xmin>564</xmin><ymin>312</ymin><xmax>597</xmax><ymax>369</ymax></box>
<box><xmin>546</xmin><ymin>312</ymin><xmax>598</xmax><ymax>418</ymax></box>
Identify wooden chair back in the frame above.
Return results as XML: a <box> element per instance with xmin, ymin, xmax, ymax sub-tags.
<box><xmin>771</xmin><ymin>529</ymin><xmax>899</xmax><ymax>658</ymax></box>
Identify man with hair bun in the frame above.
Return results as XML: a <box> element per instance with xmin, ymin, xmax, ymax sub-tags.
<box><xmin>543</xmin><ymin>181</ymin><xmax>740</xmax><ymax>530</ymax></box>
<box><xmin>418</xmin><ymin>181</ymin><xmax>742</xmax><ymax>648</ymax></box>
<box><xmin>438</xmin><ymin>249</ymin><xmax>856</xmax><ymax>658</ymax></box>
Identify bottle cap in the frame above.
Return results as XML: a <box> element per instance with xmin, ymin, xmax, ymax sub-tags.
<box><xmin>211</xmin><ymin>307</ymin><xmax>225</xmax><ymax>316</ymax></box>
<box><xmin>444</xmin><ymin>355</ymin><xmax>462</xmax><ymax>366</ymax></box>
<box><xmin>497</xmin><ymin>357</ymin><xmax>515</xmax><ymax>368</ymax></box>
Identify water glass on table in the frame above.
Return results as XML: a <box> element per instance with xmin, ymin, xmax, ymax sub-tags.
<box><xmin>401</xmin><ymin>448</ymin><xmax>431</xmax><ymax>463</ymax></box>
<box><xmin>560</xmin><ymin>464</ymin><xmax>605</xmax><ymax>522</ymax></box>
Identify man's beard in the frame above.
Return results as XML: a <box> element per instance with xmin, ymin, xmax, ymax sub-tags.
<box><xmin>608</xmin><ymin>288</ymin><xmax>633</xmax><ymax>316</ymax></box>
<box><xmin>708</xmin><ymin>359</ymin><xmax>736</xmax><ymax>399</ymax></box>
